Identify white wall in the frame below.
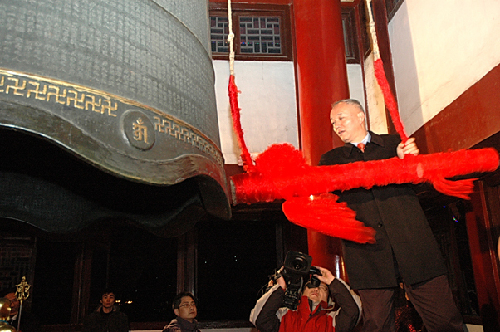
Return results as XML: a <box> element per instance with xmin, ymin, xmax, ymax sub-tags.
<box><xmin>214</xmin><ymin>61</ymin><xmax>365</xmax><ymax>164</ymax></box>
<box><xmin>388</xmin><ymin>0</ymin><xmax>500</xmax><ymax>134</ymax></box>
<box><xmin>214</xmin><ymin>60</ymin><xmax>299</xmax><ymax>165</ymax></box>
<box><xmin>347</xmin><ymin>63</ymin><xmax>366</xmax><ymax>107</ymax></box>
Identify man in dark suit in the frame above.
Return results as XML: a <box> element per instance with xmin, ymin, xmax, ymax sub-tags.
<box><xmin>319</xmin><ymin>99</ymin><xmax>464</xmax><ymax>332</ymax></box>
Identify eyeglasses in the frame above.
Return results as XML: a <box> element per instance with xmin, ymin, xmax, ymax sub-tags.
<box><xmin>305</xmin><ymin>283</ymin><xmax>328</xmax><ymax>292</ymax></box>
<box><xmin>179</xmin><ymin>301</ymin><xmax>196</xmax><ymax>308</ymax></box>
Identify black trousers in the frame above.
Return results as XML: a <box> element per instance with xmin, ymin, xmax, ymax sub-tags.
<box><xmin>358</xmin><ymin>275</ymin><xmax>464</xmax><ymax>332</ymax></box>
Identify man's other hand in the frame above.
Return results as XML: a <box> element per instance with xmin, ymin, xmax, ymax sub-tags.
<box><xmin>397</xmin><ymin>137</ymin><xmax>419</xmax><ymax>159</ymax></box>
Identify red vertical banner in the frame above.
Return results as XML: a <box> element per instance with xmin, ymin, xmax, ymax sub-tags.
<box><xmin>293</xmin><ymin>0</ymin><xmax>349</xmax><ymax>277</ymax></box>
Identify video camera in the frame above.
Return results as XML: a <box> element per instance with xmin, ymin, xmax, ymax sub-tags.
<box><xmin>270</xmin><ymin>251</ymin><xmax>321</xmax><ymax>310</ymax></box>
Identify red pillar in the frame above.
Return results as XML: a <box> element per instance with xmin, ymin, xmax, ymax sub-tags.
<box><xmin>293</xmin><ymin>0</ymin><xmax>349</xmax><ymax>276</ymax></box>
<box><xmin>466</xmin><ymin>182</ymin><xmax>500</xmax><ymax>329</ymax></box>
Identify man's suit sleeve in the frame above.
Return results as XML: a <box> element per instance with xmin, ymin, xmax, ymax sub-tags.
<box><xmin>319</xmin><ymin>151</ymin><xmax>331</xmax><ymax>166</ymax></box>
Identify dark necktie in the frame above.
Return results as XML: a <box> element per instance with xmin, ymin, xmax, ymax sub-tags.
<box><xmin>357</xmin><ymin>143</ymin><xmax>365</xmax><ymax>153</ymax></box>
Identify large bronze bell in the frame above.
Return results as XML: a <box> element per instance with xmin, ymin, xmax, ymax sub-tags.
<box><xmin>0</xmin><ymin>0</ymin><xmax>231</xmax><ymax>235</ymax></box>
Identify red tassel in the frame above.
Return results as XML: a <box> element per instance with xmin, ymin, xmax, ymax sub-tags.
<box><xmin>227</xmin><ymin>57</ymin><xmax>500</xmax><ymax>243</ymax></box>
<box><xmin>231</xmin><ymin>143</ymin><xmax>499</xmax><ymax>204</ymax></box>
<box><xmin>228</xmin><ymin>75</ymin><xmax>256</xmax><ymax>172</ymax></box>
<box><xmin>431</xmin><ymin>177</ymin><xmax>476</xmax><ymax>200</ymax></box>
<box><xmin>282</xmin><ymin>194</ymin><xmax>376</xmax><ymax>244</ymax></box>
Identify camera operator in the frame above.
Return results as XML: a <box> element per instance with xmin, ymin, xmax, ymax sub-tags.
<box><xmin>250</xmin><ymin>266</ymin><xmax>360</xmax><ymax>332</ymax></box>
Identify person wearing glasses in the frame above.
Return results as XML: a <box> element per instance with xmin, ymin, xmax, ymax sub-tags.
<box><xmin>250</xmin><ymin>266</ymin><xmax>361</xmax><ymax>332</ymax></box>
<box><xmin>163</xmin><ymin>292</ymin><xmax>200</xmax><ymax>332</ymax></box>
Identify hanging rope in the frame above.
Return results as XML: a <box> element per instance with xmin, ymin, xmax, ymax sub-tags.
<box><xmin>227</xmin><ymin>0</ymin><xmax>256</xmax><ymax>172</ymax></box>
<box><xmin>228</xmin><ymin>0</ymin><xmax>235</xmax><ymax>76</ymax></box>
<box><xmin>225</xmin><ymin>1</ymin><xmax>499</xmax><ymax>243</ymax></box>
<box><xmin>365</xmin><ymin>0</ymin><xmax>408</xmax><ymax>142</ymax></box>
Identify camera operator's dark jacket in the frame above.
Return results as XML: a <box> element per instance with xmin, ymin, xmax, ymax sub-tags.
<box><xmin>250</xmin><ymin>279</ymin><xmax>360</xmax><ymax>332</ymax></box>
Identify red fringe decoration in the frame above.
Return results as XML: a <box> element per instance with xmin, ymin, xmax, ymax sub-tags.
<box><xmin>228</xmin><ymin>75</ymin><xmax>256</xmax><ymax>172</ymax></box>
<box><xmin>232</xmin><ymin>143</ymin><xmax>499</xmax><ymax>204</ymax></box>
<box><xmin>373</xmin><ymin>58</ymin><xmax>409</xmax><ymax>142</ymax></box>
<box><xmin>282</xmin><ymin>194</ymin><xmax>376</xmax><ymax>244</ymax></box>
<box><xmin>230</xmin><ymin>143</ymin><xmax>498</xmax><ymax>243</ymax></box>
<box><xmin>227</xmin><ymin>64</ymin><xmax>499</xmax><ymax>243</ymax></box>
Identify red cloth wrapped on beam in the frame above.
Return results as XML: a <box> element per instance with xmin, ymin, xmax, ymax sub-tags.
<box><xmin>231</xmin><ymin>143</ymin><xmax>499</xmax><ymax>204</ymax></box>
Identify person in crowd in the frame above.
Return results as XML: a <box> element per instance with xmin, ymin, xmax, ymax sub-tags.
<box><xmin>163</xmin><ymin>292</ymin><xmax>200</xmax><ymax>332</ymax></box>
<box><xmin>0</xmin><ymin>287</ymin><xmax>39</xmax><ymax>332</ymax></box>
<box><xmin>82</xmin><ymin>288</ymin><xmax>129</xmax><ymax>332</ymax></box>
<box><xmin>249</xmin><ymin>266</ymin><xmax>361</xmax><ymax>332</ymax></box>
<box><xmin>319</xmin><ymin>99</ymin><xmax>464</xmax><ymax>331</ymax></box>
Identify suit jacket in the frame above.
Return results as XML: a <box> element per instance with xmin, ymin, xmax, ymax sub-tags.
<box><xmin>319</xmin><ymin>132</ymin><xmax>447</xmax><ymax>289</ymax></box>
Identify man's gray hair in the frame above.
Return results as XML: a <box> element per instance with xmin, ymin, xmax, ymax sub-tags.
<box><xmin>331</xmin><ymin>99</ymin><xmax>365</xmax><ymax>113</ymax></box>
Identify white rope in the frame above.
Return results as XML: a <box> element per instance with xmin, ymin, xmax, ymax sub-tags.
<box><xmin>228</xmin><ymin>0</ymin><xmax>235</xmax><ymax>76</ymax></box>
<box><xmin>365</xmin><ymin>0</ymin><xmax>380</xmax><ymax>60</ymax></box>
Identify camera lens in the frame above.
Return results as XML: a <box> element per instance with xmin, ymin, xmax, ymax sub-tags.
<box><xmin>292</xmin><ymin>258</ymin><xmax>305</xmax><ymax>271</ymax></box>
<box><xmin>283</xmin><ymin>251</ymin><xmax>312</xmax><ymax>276</ymax></box>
